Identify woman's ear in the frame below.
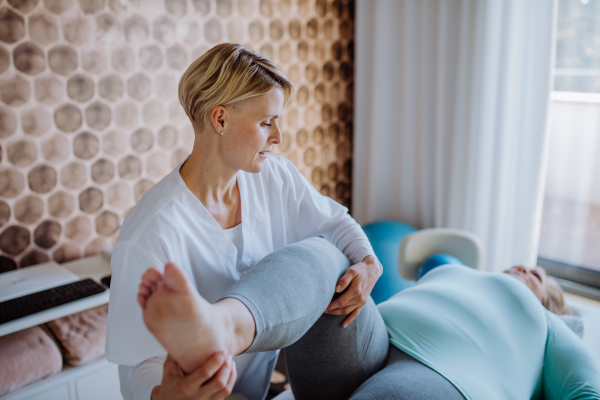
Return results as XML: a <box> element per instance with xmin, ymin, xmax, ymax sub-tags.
<box><xmin>210</xmin><ymin>105</ymin><xmax>227</xmax><ymax>135</ymax></box>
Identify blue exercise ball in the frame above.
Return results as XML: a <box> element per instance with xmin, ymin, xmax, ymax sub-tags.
<box><xmin>416</xmin><ymin>253</ymin><xmax>463</xmax><ymax>280</ymax></box>
<box><xmin>362</xmin><ymin>220</ymin><xmax>417</xmax><ymax>304</ymax></box>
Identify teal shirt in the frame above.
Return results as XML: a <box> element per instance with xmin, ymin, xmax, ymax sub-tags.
<box><xmin>377</xmin><ymin>265</ymin><xmax>600</xmax><ymax>400</ymax></box>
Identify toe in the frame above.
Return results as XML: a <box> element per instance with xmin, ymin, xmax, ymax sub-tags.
<box><xmin>163</xmin><ymin>262</ymin><xmax>190</xmax><ymax>293</ymax></box>
<box><xmin>142</xmin><ymin>267</ymin><xmax>162</xmax><ymax>286</ymax></box>
<box><xmin>137</xmin><ymin>292</ymin><xmax>148</xmax><ymax>309</ymax></box>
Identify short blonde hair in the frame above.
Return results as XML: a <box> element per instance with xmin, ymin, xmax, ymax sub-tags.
<box><xmin>178</xmin><ymin>43</ymin><xmax>295</xmax><ymax>129</ymax></box>
<box><xmin>545</xmin><ymin>276</ymin><xmax>573</xmax><ymax>315</ymax></box>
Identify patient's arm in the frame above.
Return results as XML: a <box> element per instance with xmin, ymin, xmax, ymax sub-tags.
<box><xmin>543</xmin><ymin>311</ymin><xmax>600</xmax><ymax>400</ymax></box>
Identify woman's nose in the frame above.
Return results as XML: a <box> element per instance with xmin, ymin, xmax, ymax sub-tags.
<box><xmin>514</xmin><ymin>265</ymin><xmax>526</xmax><ymax>273</ymax></box>
<box><xmin>270</xmin><ymin>125</ymin><xmax>282</xmax><ymax>144</ymax></box>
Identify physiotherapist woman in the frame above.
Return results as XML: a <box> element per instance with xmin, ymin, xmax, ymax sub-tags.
<box><xmin>105</xmin><ymin>43</ymin><xmax>382</xmax><ymax>400</ymax></box>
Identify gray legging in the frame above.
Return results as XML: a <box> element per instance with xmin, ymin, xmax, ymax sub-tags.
<box><xmin>221</xmin><ymin>237</ymin><xmax>465</xmax><ymax>400</ymax></box>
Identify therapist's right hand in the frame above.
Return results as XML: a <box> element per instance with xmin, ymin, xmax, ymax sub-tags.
<box><xmin>151</xmin><ymin>352</ymin><xmax>237</xmax><ymax>400</ymax></box>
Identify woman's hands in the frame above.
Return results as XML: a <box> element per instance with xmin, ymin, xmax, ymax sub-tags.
<box><xmin>325</xmin><ymin>255</ymin><xmax>382</xmax><ymax>327</ymax></box>
<box><xmin>151</xmin><ymin>352</ymin><xmax>237</xmax><ymax>400</ymax></box>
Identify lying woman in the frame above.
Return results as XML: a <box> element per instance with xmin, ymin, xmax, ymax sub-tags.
<box><xmin>137</xmin><ymin>238</ymin><xmax>600</xmax><ymax>400</ymax></box>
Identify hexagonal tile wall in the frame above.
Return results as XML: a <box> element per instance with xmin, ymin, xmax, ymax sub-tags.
<box><xmin>0</xmin><ymin>0</ymin><xmax>355</xmax><ymax>269</ymax></box>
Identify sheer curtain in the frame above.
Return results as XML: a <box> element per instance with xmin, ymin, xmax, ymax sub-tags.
<box><xmin>353</xmin><ymin>0</ymin><xmax>557</xmax><ymax>272</ymax></box>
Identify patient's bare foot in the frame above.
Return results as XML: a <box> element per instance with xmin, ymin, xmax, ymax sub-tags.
<box><xmin>137</xmin><ymin>263</ymin><xmax>252</xmax><ymax>374</ymax></box>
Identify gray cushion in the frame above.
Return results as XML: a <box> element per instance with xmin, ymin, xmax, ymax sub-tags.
<box><xmin>557</xmin><ymin>314</ymin><xmax>584</xmax><ymax>338</ymax></box>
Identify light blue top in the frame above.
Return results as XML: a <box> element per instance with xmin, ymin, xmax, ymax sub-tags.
<box><xmin>377</xmin><ymin>265</ymin><xmax>600</xmax><ymax>400</ymax></box>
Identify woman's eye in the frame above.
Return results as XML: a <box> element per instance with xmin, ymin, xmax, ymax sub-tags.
<box><xmin>262</xmin><ymin>123</ymin><xmax>272</xmax><ymax>127</ymax></box>
<box><xmin>531</xmin><ymin>271</ymin><xmax>541</xmax><ymax>282</ymax></box>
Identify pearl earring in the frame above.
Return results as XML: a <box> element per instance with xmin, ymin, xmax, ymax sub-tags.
<box><xmin>219</xmin><ymin>131</ymin><xmax>224</xmax><ymax>136</ymax></box>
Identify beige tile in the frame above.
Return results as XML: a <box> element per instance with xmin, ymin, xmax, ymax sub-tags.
<box><xmin>67</xmin><ymin>74</ymin><xmax>95</xmax><ymax>103</ymax></box>
<box><xmin>52</xmin><ymin>242</ymin><xmax>81</xmax><ymax>263</ymax></box>
<box><xmin>158</xmin><ymin>125</ymin><xmax>178</xmax><ymax>150</ymax></box>
<box><xmin>28</xmin><ymin>164</ymin><xmax>58</xmax><ymax>193</ymax></box>
<box><xmin>84</xmin><ymin>237</ymin><xmax>107</xmax><ymax>256</ymax></box>
<box><xmin>0</xmin><ymin>107</ymin><xmax>18</xmax><ymax>138</ymax></box>
<box><xmin>34</xmin><ymin>219</ymin><xmax>62</xmax><ymax>248</ymax></box>
<box><xmin>127</xmin><ymin>73</ymin><xmax>152</xmax><ymax>101</ymax></box>
<box><xmin>22</xmin><ymin>106</ymin><xmax>52</xmax><ymax>136</ymax></box>
<box><xmin>94</xmin><ymin>210</ymin><xmax>118</xmax><ymax>236</ymax></box>
<box><xmin>139</xmin><ymin>45</ymin><xmax>163</xmax><ymax>71</ymax></box>
<box><xmin>82</xmin><ymin>48</ymin><xmax>108</xmax><ymax>74</ymax></box>
<box><xmin>111</xmin><ymin>45</ymin><xmax>135</xmax><ymax>73</ymax></box>
<box><xmin>115</xmin><ymin>101</ymin><xmax>138</xmax><ymax>128</ymax></box>
<box><xmin>103</xmin><ymin>129</ymin><xmax>127</xmax><ymax>156</ymax></box>
<box><xmin>204</xmin><ymin>18</ymin><xmax>222</xmax><ymax>43</ymax></box>
<box><xmin>216</xmin><ymin>0</ymin><xmax>233</xmax><ymax>17</ymax></box>
<box><xmin>124</xmin><ymin>14</ymin><xmax>149</xmax><ymax>42</ymax></box>
<box><xmin>153</xmin><ymin>16</ymin><xmax>175</xmax><ymax>45</ymax></box>
<box><xmin>29</xmin><ymin>13</ymin><xmax>60</xmax><ymax>45</ymax></box>
<box><xmin>78</xmin><ymin>0</ymin><xmax>104</xmax><ymax>14</ymax></box>
<box><xmin>48</xmin><ymin>45</ymin><xmax>78</xmax><ymax>75</ymax></box>
<box><xmin>130</xmin><ymin>127</ymin><xmax>153</xmax><ymax>153</ymax></box>
<box><xmin>0</xmin><ymin>74</ymin><xmax>31</xmax><ymax>106</ymax></box>
<box><xmin>166</xmin><ymin>44</ymin><xmax>187</xmax><ymax>70</ymax></box>
<box><xmin>99</xmin><ymin>73</ymin><xmax>124</xmax><ymax>102</ymax></box>
<box><xmin>91</xmin><ymin>158</ymin><xmax>114</xmax><ymax>184</ymax></box>
<box><xmin>0</xmin><ymin>201</ymin><xmax>10</xmax><ymax>228</ymax></box>
<box><xmin>133</xmin><ymin>178</ymin><xmax>153</xmax><ymax>202</ymax></box>
<box><xmin>48</xmin><ymin>191</ymin><xmax>75</xmax><ymax>217</ymax></box>
<box><xmin>7</xmin><ymin>139</ymin><xmax>38</xmax><ymax>167</ymax></box>
<box><xmin>63</xmin><ymin>16</ymin><xmax>92</xmax><ymax>45</ymax></box>
<box><xmin>0</xmin><ymin>8</ymin><xmax>26</xmax><ymax>44</ymax></box>
<box><xmin>60</xmin><ymin>161</ymin><xmax>87</xmax><ymax>189</ymax></box>
<box><xmin>15</xmin><ymin>195</ymin><xmax>44</xmax><ymax>224</ymax></box>
<box><xmin>20</xmin><ymin>250</ymin><xmax>50</xmax><ymax>268</ymax></box>
<box><xmin>65</xmin><ymin>215</ymin><xmax>92</xmax><ymax>242</ymax></box>
<box><xmin>0</xmin><ymin>225</ymin><xmax>30</xmax><ymax>255</ymax></box>
<box><xmin>0</xmin><ymin>46</ymin><xmax>8</xmax><ymax>75</ymax></box>
<box><xmin>78</xmin><ymin>186</ymin><xmax>103</xmax><ymax>213</ymax></box>
<box><xmin>106</xmin><ymin>181</ymin><xmax>129</xmax><ymax>208</ymax></box>
<box><xmin>118</xmin><ymin>154</ymin><xmax>141</xmax><ymax>179</ymax></box>
<box><xmin>34</xmin><ymin>74</ymin><xmax>64</xmax><ymax>105</ymax></box>
<box><xmin>165</xmin><ymin>0</ymin><xmax>186</xmax><ymax>16</ymax></box>
<box><xmin>95</xmin><ymin>13</ymin><xmax>121</xmax><ymax>44</ymax></box>
<box><xmin>73</xmin><ymin>131</ymin><xmax>100</xmax><ymax>159</ymax></box>
<box><xmin>85</xmin><ymin>101</ymin><xmax>111</xmax><ymax>130</ymax></box>
<box><xmin>44</xmin><ymin>0</ymin><xmax>75</xmax><ymax>14</ymax></box>
<box><xmin>8</xmin><ymin>0</ymin><xmax>40</xmax><ymax>13</ymax></box>
<box><xmin>191</xmin><ymin>0</ymin><xmax>210</xmax><ymax>15</ymax></box>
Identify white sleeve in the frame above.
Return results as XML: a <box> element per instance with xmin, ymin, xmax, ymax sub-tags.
<box><xmin>281</xmin><ymin>157</ymin><xmax>377</xmax><ymax>265</ymax></box>
<box><xmin>119</xmin><ymin>356</ymin><xmax>165</xmax><ymax>400</ymax></box>
<box><xmin>322</xmin><ymin>213</ymin><xmax>377</xmax><ymax>265</ymax></box>
<box><xmin>106</xmin><ymin>240</ymin><xmax>167</xmax><ymax>366</ymax></box>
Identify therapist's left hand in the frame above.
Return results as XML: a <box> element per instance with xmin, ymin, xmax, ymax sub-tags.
<box><xmin>324</xmin><ymin>255</ymin><xmax>382</xmax><ymax>328</ymax></box>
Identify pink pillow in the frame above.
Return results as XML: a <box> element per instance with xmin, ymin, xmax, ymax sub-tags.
<box><xmin>0</xmin><ymin>326</ymin><xmax>62</xmax><ymax>396</ymax></box>
<box><xmin>46</xmin><ymin>304</ymin><xmax>109</xmax><ymax>366</ymax></box>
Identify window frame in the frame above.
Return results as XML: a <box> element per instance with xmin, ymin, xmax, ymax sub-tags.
<box><xmin>537</xmin><ymin>257</ymin><xmax>600</xmax><ymax>301</ymax></box>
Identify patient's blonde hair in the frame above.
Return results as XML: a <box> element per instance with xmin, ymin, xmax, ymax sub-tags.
<box><xmin>545</xmin><ymin>276</ymin><xmax>572</xmax><ymax>315</ymax></box>
<box><xmin>178</xmin><ymin>43</ymin><xmax>295</xmax><ymax>129</ymax></box>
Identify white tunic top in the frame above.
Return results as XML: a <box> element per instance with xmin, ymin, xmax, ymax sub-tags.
<box><xmin>224</xmin><ymin>223</ymin><xmax>245</xmax><ymax>267</ymax></box>
<box><xmin>105</xmin><ymin>154</ymin><xmax>376</xmax><ymax>400</ymax></box>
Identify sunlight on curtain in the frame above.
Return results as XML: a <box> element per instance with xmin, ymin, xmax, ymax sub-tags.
<box><xmin>353</xmin><ymin>0</ymin><xmax>557</xmax><ymax>272</ymax></box>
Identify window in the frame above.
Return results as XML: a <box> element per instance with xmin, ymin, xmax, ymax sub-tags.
<box><xmin>538</xmin><ymin>0</ymin><xmax>600</xmax><ymax>297</ymax></box>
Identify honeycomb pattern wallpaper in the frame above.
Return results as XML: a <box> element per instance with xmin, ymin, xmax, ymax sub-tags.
<box><xmin>0</xmin><ymin>0</ymin><xmax>355</xmax><ymax>271</ymax></box>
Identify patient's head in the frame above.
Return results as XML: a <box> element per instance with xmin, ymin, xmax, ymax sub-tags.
<box><xmin>504</xmin><ymin>265</ymin><xmax>572</xmax><ymax>315</ymax></box>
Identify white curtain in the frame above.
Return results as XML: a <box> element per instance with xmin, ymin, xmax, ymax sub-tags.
<box><xmin>353</xmin><ymin>0</ymin><xmax>557</xmax><ymax>272</ymax></box>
